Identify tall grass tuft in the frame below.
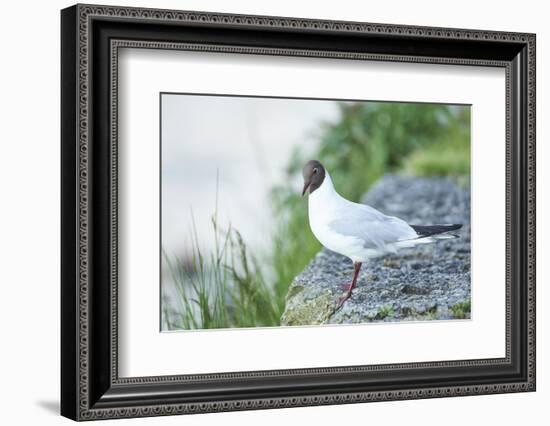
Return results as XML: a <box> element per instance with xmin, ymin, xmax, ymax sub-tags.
<box><xmin>162</xmin><ymin>212</ymin><xmax>283</xmax><ymax>330</ymax></box>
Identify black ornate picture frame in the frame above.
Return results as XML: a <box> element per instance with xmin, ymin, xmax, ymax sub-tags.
<box><xmin>61</xmin><ymin>4</ymin><xmax>536</xmax><ymax>421</ymax></box>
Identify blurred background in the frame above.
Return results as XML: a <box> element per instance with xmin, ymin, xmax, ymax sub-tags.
<box><xmin>161</xmin><ymin>94</ymin><xmax>470</xmax><ymax>331</ymax></box>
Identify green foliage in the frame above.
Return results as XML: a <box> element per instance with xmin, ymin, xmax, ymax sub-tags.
<box><xmin>375</xmin><ymin>305</ymin><xmax>395</xmax><ymax>320</ymax></box>
<box><xmin>449</xmin><ymin>300</ymin><xmax>471</xmax><ymax>319</ymax></box>
<box><xmin>403</xmin><ymin>106</ymin><xmax>471</xmax><ymax>178</ymax></box>
<box><xmin>404</xmin><ymin>145</ymin><xmax>470</xmax><ymax>177</ymax></box>
<box><xmin>162</xmin><ymin>216</ymin><xmax>282</xmax><ymax>331</ymax></box>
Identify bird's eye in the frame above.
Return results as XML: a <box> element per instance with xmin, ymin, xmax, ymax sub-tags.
<box><xmin>313</xmin><ymin>168</ymin><xmax>318</xmax><ymax>174</ymax></box>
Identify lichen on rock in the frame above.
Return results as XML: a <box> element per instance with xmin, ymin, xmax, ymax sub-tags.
<box><xmin>280</xmin><ymin>174</ymin><xmax>471</xmax><ymax>326</ymax></box>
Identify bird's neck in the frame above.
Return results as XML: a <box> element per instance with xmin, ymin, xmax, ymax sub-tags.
<box><xmin>311</xmin><ymin>171</ymin><xmax>339</xmax><ymax>200</ymax></box>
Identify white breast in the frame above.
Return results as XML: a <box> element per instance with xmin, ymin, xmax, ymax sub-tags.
<box><xmin>308</xmin><ymin>174</ymin><xmax>370</xmax><ymax>262</ymax></box>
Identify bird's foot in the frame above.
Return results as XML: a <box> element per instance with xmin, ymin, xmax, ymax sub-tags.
<box><xmin>337</xmin><ymin>292</ymin><xmax>352</xmax><ymax>309</ymax></box>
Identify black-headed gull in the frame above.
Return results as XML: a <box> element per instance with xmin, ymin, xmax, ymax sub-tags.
<box><xmin>301</xmin><ymin>160</ymin><xmax>462</xmax><ymax>307</ymax></box>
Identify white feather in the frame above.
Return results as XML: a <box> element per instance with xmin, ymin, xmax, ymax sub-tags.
<box><xmin>308</xmin><ymin>171</ymin><xmax>434</xmax><ymax>262</ymax></box>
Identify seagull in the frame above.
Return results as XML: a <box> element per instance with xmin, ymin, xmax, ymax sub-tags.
<box><xmin>301</xmin><ymin>160</ymin><xmax>462</xmax><ymax>307</ymax></box>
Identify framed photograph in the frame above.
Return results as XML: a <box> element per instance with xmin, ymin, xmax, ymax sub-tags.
<box><xmin>61</xmin><ymin>4</ymin><xmax>536</xmax><ymax>421</ymax></box>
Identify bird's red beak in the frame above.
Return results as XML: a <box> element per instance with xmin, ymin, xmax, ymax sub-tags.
<box><xmin>302</xmin><ymin>181</ymin><xmax>311</xmax><ymax>197</ymax></box>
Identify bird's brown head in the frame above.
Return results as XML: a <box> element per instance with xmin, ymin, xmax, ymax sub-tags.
<box><xmin>302</xmin><ymin>160</ymin><xmax>326</xmax><ymax>196</ymax></box>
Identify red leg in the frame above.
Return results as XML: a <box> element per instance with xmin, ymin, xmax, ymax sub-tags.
<box><xmin>339</xmin><ymin>282</ymin><xmax>353</xmax><ymax>291</ymax></box>
<box><xmin>338</xmin><ymin>262</ymin><xmax>362</xmax><ymax>307</ymax></box>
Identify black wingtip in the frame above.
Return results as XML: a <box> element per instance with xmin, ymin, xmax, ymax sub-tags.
<box><xmin>410</xmin><ymin>224</ymin><xmax>463</xmax><ymax>237</ymax></box>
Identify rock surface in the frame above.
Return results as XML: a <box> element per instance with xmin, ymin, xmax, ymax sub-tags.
<box><xmin>280</xmin><ymin>174</ymin><xmax>471</xmax><ymax>326</ymax></box>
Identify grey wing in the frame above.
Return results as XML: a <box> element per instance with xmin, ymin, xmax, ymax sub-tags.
<box><xmin>328</xmin><ymin>203</ymin><xmax>417</xmax><ymax>250</ymax></box>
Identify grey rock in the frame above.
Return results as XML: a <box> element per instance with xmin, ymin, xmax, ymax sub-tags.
<box><xmin>280</xmin><ymin>174</ymin><xmax>471</xmax><ymax>326</ymax></box>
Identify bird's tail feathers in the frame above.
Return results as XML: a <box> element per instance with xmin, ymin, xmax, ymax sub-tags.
<box><xmin>410</xmin><ymin>224</ymin><xmax>462</xmax><ymax>239</ymax></box>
